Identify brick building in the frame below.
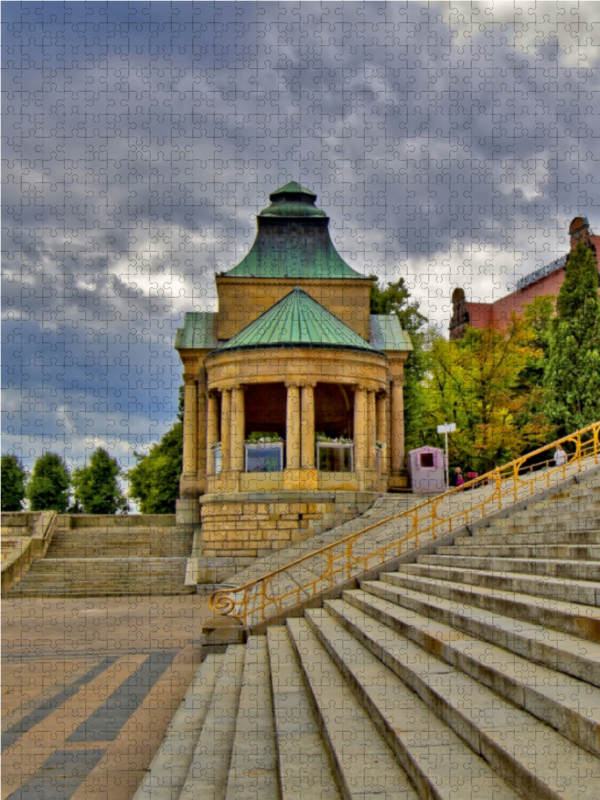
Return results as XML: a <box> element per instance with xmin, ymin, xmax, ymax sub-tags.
<box><xmin>449</xmin><ymin>216</ymin><xmax>600</xmax><ymax>340</ymax></box>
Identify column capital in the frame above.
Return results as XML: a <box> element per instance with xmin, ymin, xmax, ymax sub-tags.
<box><xmin>284</xmin><ymin>380</ymin><xmax>301</xmax><ymax>389</ymax></box>
<box><xmin>298</xmin><ymin>380</ymin><xmax>317</xmax><ymax>388</ymax></box>
<box><xmin>183</xmin><ymin>374</ymin><xmax>197</xmax><ymax>385</ymax></box>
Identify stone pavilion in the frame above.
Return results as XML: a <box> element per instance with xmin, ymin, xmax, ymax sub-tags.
<box><xmin>175</xmin><ymin>182</ymin><xmax>413</xmax><ymax>578</ymax></box>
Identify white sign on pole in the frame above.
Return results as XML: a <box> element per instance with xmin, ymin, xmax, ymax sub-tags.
<box><xmin>437</xmin><ymin>423</ymin><xmax>456</xmax><ymax>487</ymax></box>
<box><xmin>437</xmin><ymin>423</ymin><xmax>456</xmax><ymax>434</ymax></box>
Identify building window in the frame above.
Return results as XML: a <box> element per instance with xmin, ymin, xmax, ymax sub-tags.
<box><xmin>244</xmin><ymin>442</ymin><xmax>284</xmax><ymax>472</ymax></box>
<box><xmin>420</xmin><ymin>452</ymin><xmax>435</xmax><ymax>469</ymax></box>
<box><xmin>316</xmin><ymin>442</ymin><xmax>354</xmax><ymax>472</ymax></box>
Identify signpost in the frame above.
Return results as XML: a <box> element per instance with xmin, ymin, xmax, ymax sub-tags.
<box><xmin>437</xmin><ymin>423</ymin><xmax>456</xmax><ymax>488</ymax></box>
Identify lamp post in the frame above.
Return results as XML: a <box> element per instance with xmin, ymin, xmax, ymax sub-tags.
<box><xmin>437</xmin><ymin>423</ymin><xmax>456</xmax><ymax>488</ymax></box>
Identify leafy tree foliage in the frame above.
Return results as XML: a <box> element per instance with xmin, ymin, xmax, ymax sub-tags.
<box><xmin>128</xmin><ymin>422</ymin><xmax>183</xmax><ymax>514</ymax></box>
<box><xmin>1</xmin><ymin>455</ymin><xmax>28</xmax><ymax>511</ymax></box>
<box><xmin>544</xmin><ymin>243</ymin><xmax>600</xmax><ymax>435</ymax></box>
<box><xmin>370</xmin><ymin>276</ymin><xmax>428</xmax><ymax>450</ymax></box>
<box><xmin>72</xmin><ymin>447</ymin><xmax>129</xmax><ymax>514</ymax></box>
<box><xmin>422</xmin><ymin>319</ymin><xmax>550</xmax><ymax>474</ymax></box>
<box><xmin>26</xmin><ymin>452</ymin><xmax>71</xmax><ymax>512</ymax></box>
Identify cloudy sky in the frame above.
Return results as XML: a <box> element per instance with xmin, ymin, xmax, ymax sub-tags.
<box><xmin>3</xmin><ymin>1</ymin><xmax>600</xmax><ymax>479</ymax></box>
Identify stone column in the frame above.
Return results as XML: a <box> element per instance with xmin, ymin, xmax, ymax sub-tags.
<box><xmin>286</xmin><ymin>383</ymin><xmax>301</xmax><ymax>469</ymax></box>
<box><xmin>376</xmin><ymin>392</ymin><xmax>388</xmax><ymax>473</ymax></box>
<box><xmin>206</xmin><ymin>392</ymin><xmax>218</xmax><ymax>476</ymax></box>
<box><xmin>197</xmin><ymin>369</ymin><xmax>207</xmax><ymax>479</ymax></box>
<box><xmin>230</xmin><ymin>385</ymin><xmax>245</xmax><ymax>472</ymax></box>
<box><xmin>366</xmin><ymin>390</ymin><xmax>376</xmax><ymax>469</ymax></box>
<box><xmin>300</xmin><ymin>384</ymin><xmax>315</xmax><ymax>469</ymax></box>
<box><xmin>183</xmin><ymin>375</ymin><xmax>198</xmax><ymax>475</ymax></box>
<box><xmin>390</xmin><ymin>378</ymin><xmax>405</xmax><ymax>473</ymax></box>
<box><xmin>354</xmin><ymin>385</ymin><xmax>366</xmax><ymax>472</ymax></box>
<box><xmin>221</xmin><ymin>388</ymin><xmax>231</xmax><ymax>473</ymax></box>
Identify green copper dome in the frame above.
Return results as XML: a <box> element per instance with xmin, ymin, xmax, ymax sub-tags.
<box><xmin>211</xmin><ymin>287</ymin><xmax>382</xmax><ymax>355</ymax></box>
<box><xmin>224</xmin><ymin>182</ymin><xmax>368</xmax><ymax>280</ymax></box>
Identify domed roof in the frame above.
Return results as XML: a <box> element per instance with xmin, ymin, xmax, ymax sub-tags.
<box><xmin>259</xmin><ymin>181</ymin><xmax>327</xmax><ymax>219</ymax></box>
<box><xmin>224</xmin><ymin>182</ymin><xmax>368</xmax><ymax>280</ymax></box>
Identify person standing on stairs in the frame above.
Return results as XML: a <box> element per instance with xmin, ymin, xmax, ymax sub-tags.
<box><xmin>554</xmin><ymin>443</ymin><xmax>568</xmax><ymax>467</ymax></box>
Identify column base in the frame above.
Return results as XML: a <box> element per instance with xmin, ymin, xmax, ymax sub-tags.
<box><xmin>179</xmin><ymin>473</ymin><xmax>206</xmax><ymax>499</ymax></box>
<box><xmin>176</xmin><ymin>497</ymin><xmax>201</xmax><ymax>525</ymax></box>
<box><xmin>206</xmin><ymin>471</ymin><xmax>241</xmax><ymax>494</ymax></box>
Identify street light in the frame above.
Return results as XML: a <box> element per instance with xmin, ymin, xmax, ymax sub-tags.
<box><xmin>437</xmin><ymin>423</ymin><xmax>456</xmax><ymax>488</ymax></box>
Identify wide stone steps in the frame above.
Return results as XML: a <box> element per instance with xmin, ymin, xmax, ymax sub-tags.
<box><xmin>313</xmin><ymin>601</ymin><xmax>600</xmax><ymax>798</ymax></box>
<box><xmin>374</xmin><ymin>571</ymin><xmax>600</xmax><ymax>641</ymax></box>
<box><xmin>7</xmin><ymin>557</ymin><xmax>192</xmax><ymax>596</ymax></box>
<box><xmin>485</xmin><ymin>517</ymin><xmax>600</xmax><ymax>535</ymax></box>
<box><xmin>6</xmin><ymin>515</ymin><xmax>195</xmax><ymax>596</ymax></box>
<box><xmin>45</xmin><ymin>526</ymin><xmax>192</xmax><ymax>559</ymax></box>
<box><xmin>134</xmin><ymin>462</ymin><xmax>600</xmax><ymax>799</ymax></box>
<box><xmin>440</xmin><ymin>536</ymin><xmax>600</xmax><ymax>551</ymax></box>
<box><xmin>336</xmin><ymin>590</ymin><xmax>600</xmax><ymax>756</ymax></box>
<box><xmin>398</xmin><ymin>562</ymin><xmax>600</xmax><ymax>605</ymax></box>
<box><xmin>421</xmin><ymin>553</ymin><xmax>600</xmax><ymax>580</ymax></box>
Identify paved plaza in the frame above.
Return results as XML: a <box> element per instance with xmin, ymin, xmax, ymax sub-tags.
<box><xmin>2</xmin><ymin>595</ymin><xmax>212</xmax><ymax>800</ymax></box>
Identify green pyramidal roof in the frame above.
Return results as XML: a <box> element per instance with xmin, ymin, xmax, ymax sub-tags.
<box><xmin>269</xmin><ymin>181</ymin><xmax>316</xmax><ymax>198</ymax></box>
<box><xmin>212</xmin><ymin>287</ymin><xmax>382</xmax><ymax>355</ymax></box>
<box><xmin>224</xmin><ymin>182</ymin><xmax>369</xmax><ymax>280</ymax></box>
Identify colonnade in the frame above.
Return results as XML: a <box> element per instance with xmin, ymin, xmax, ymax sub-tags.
<box><xmin>182</xmin><ymin>376</ymin><xmax>406</xmax><ymax>478</ymax></box>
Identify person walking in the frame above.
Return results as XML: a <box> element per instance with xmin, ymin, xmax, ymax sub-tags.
<box><xmin>554</xmin><ymin>444</ymin><xmax>568</xmax><ymax>467</ymax></box>
<box><xmin>451</xmin><ymin>467</ymin><xmax>465</xmax><ymax>488</ymax></box>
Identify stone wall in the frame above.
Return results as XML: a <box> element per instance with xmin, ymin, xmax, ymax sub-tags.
<box><xmin>195</xmin><ymin>490</ymin><xmax>379</xmax><ymax>582</ymax></box>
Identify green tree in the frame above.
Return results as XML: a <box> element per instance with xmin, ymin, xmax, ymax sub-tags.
<box><xmin>1</xmin><ymin>455</ymin><xmax>28</xmax><ymax>511</ymax></box>
<box><xmin>72</xmin><ymin>447</ymin><xmax>129</xmax><ymax>515</ymax></box>
<box><xmin>422</xmin><ymin>319</ymin><xmax>550</xmax><ymax>473</ymax></box>
<box><xmin>26</xmin><ymin>452</ymin><xmax>71</xmax><ymax>512</ymax></box>
<box><xmin>128</xmin><ymin>422</ymin><xmax>183</xmax><ymax>514</ymax></box>
<box><xmin>544</xmin><ymin>242</ymin><xmax>600</xmax><ymax>435</ymax></box>
<box><xmin>370</xmin><ymin>276</ymin><xmax>428</xmax><ymax>450</ymax></box>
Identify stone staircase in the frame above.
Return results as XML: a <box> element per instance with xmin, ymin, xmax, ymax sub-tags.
<box><xmin>207</xmin><ymin>491</ymin><xmax>423</xmax><ymax>589</ymax></box>
<box><xmin>7</xmin><ymin>515</ymin><xmax>195</xmax><ymax>597</ymax></box>
<box><xmin>135</xmin><ymin>465</ymin><xmax>600</xmax><ymax>799</ymax></box>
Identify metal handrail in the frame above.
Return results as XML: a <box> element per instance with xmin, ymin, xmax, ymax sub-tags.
<box><xmin>210</xmin><ymin>422</ymin><xmax>600</xmax><ymax>627</ymax></box>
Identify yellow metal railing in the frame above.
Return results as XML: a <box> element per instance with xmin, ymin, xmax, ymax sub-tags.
<box><xmin>210</xmin><ymin>422</ymin><xmax>600</xmax><ymax>627</ymax></box>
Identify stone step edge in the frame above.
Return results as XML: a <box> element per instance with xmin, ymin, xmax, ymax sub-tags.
<box><xmin>339</xmin><ymin>590</ymin><xmax>600</xmax><ymax>757</ymax></box>
<box><xmin>132</xmin><ymin>651</ymin><xmax>225</xmax><ymax>800</ymax></box>
<box><xmin>379</xmin><ymin>571</ymin><xmax>600</xmax><ymax>641</ymax></box>
<box><xmin>312</xmin><ymin>603</ymin><xmax>600</xmax><ymax>800</ymax></box>
<box><xmin>304</xmin><ymin>607</ymin><xmax>520</xmax><ymax>800</ymax></box>
<box><xmin>398</xmin><ymin>563</ymin><xmax>600</xmax><ymax>604</ymax></box>
<box><xmin>360</xmin><ymin>579</ymin><xmax>600</xmax><ymax>688</ymax></box>
<box><xmin>286</xmin><ymin>617</ymin><xmax>419</xmax><ymax>800</ymax></box>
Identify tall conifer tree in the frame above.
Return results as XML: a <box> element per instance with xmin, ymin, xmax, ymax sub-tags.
<box><xmin>26</xmin><ymin>452</ymin><xmax>71</xmax><ymax>512</ymax></box>
<box><xmin>72</xmin><ymin>448</ymin><xmax>129</xmax><ymax>514</ymax></box>
<box><xmin>544</xmin><ymin>242</ymin><xmax>600</xmax><ymax>434</ymax></box>
<box><xmin>1</xmin><ymin>455</ymin><xmax>28</xmax><ymax>511</ymax></box>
